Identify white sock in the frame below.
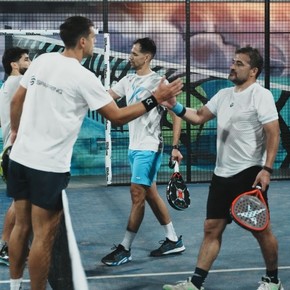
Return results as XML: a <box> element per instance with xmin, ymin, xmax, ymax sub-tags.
<box><xmin>10</xmin><ymin>278</ymin><xmax>23</xmax><ymax>290</ymax></box>
<box><xmin>121</xmin><ymin>230</ymin><xmax>136</xmax><ymax>250</ymax></box>
<box><xmin>163</xmin><ymin>222</ymin><xmax>178</xmax><ymax>242</ymax></box>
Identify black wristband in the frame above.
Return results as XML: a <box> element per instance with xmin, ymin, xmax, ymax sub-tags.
<box><xmin>262</xmin><ymin>166</ymin><xmax>273</xmax><ymax>174</ymax></box>
<box><xmin>172</xmin><ymin>145</ymin><xmax>179</xmax><ymax>150</ymax></box>
<box><xmin>142</xmin><ymin>95</ymin><xmax>158</xmax><ymax>112</ymax></box>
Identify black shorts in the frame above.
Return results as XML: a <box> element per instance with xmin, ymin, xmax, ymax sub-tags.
<box><xmin>207</xmin><ymin>166</ymin><xmax>269</xmax><ymax>223</ymax></box>
<box><xmin>7</xmin><ymin>160</ymin><xmax>70</xmax><ymax>210</ymax></box>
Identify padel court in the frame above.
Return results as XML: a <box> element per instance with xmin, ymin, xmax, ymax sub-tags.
<box><xmin>0</xmin><ymin>176</ymin><xmax>289</xmax><ymax>290</ymax></box>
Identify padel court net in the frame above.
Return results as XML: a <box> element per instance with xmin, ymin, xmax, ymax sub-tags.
<box><xmin>48</xmin><ymin>190</ymin><xmax>89</xmax><ymax>290</ymax></box>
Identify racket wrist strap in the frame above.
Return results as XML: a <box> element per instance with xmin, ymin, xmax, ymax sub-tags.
<box><xmin>142</xmin><ymin>95</ymin><xmax>158</xmax><ymax>112</ymax></box>
<box><xmin>263</xmin><ymin>166</ymin><xmax>273</xmax><ymax>174</ymax></box>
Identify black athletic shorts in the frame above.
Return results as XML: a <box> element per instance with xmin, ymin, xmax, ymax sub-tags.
<box><xmin>7</xmin><ymin>160</ymin><xmax>70</xmax><ymax>210</ymax></box>
<box><xmin>207</xmin><ymin>166</ymin><xmax>269</xmax><ymax>223</ymax></box>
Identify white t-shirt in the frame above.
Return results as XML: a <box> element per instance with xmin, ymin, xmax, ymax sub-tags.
<box><xmin>206</xmin><ymin>82</ymin><xmax>278</xmax><ymax>177</ymax></box>
<box><xmin>111</xmin><ymin>71</ymin><xmax>165</xmax><ymax>152</ymax></box>
<box><xmin>0</xmin><ymin>75</ymin><xmax>22</xmax><ymax>148</ymax></box>
<box><xmin>10</xmin><ymin>52</ymin><xmax>113</xmax><ymax>172</ymax></box>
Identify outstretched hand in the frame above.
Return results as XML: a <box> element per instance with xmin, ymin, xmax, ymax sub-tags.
<box><xmin>153</xmin><ymin>77</ymin><xmax>183</xmax><ymax>103</ymax></box>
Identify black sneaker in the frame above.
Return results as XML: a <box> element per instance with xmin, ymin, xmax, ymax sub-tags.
<box><xmin>150</xmin><ymin>235</ymin><xmax>185</xmax><ymax>257</ymax></box>
<box><xmin>0</xmin><ymin>243</ymin><xmax>9</xmax><ymax>266</ymax></box>
<box><xmin>101</xmin><ymin>244</ymin><xmax>132</xmax><ymax>266</ymax></box>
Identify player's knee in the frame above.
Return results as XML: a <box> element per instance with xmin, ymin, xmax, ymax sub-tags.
<box><xmin>130</xmin><ymin>186</ymin><xmax>146</xmax><ymax>203</ymax></box>
<box><xmin>131</xmin><ymin>195</ymin><xmax>146</xmax><ymax>208</ymax></box>
<box><xmin>14</xmin><ymin>223</ymin><xmax>32</xmax><ymax>239</ymax></box>
<box><xmin>204</xmin><ymin>219</ymin><xmax>226</xmax><ymax>236</ymax></box>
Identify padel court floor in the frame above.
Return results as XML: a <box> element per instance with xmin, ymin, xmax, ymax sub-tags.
<box><xmin>0</xmin><ymin>176</ymin><xmax>289</xmax><ymax>290</ymax></box>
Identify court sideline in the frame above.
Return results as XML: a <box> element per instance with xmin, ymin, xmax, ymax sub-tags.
<box><xmin>0</xmin><ymin>176</ymin><xmax>289</xmax><ymax>289</ymax></box>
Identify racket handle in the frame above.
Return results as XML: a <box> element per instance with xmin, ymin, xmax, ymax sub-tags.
<box><xmin>256</xmin><ymin>185</ymin><xmax>262</xmax><ymax>190</ymax></box>
<box><xmin>168</xmin><ymin>158</ymin><xmax>175</xmax><ymax>169</ymax></box>
<box><xmin>174</xmin><ymin>161</ymin><xmax>179</xmax><ymax>173</ymax></box>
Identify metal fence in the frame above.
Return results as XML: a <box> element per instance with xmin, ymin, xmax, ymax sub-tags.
<box><xmin>0</xmin><ymin>0</ymin><xmax>289</xmax><ymax>184</ymax></box>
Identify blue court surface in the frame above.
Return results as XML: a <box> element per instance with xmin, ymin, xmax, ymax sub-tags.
<box><xmin>0</xmin><ymin>176</ymin><xmax>289</xmax><ymax>290</ymax></box>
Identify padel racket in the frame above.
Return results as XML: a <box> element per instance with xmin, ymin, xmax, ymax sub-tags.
<box><xmin>0</xmin><ymin>146</ymin><xmax>12</xmax><ymax>183</ymax></box>
<box><xmin>166</xmin><ymin>160</ymin><xmax>190</xmax><ymax>211</ymax></box>
<box><xmin>230</xmin><ymin>186</ymin><xmax>269</xmax><ymax>232</ymax></box>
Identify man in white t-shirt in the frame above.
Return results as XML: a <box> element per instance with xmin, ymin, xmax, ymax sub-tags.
<box><xmin>163</xmin><ymin>47</ymin><xmax>283</xmax><ymax>290</ymax></box>
<box><xmin>101</xmin><ymin>38</ymin><xmax>185</xmax><ymax>266</ymax></box>
<box><xmin>0</xmin><ymin>47</ymin><xmax>31</xmax><ymax>267</ymax></box>
<box><xmin>7</xmin><ymin>16</ymin><xmax>183</xmax><ymax>290</ymax></box>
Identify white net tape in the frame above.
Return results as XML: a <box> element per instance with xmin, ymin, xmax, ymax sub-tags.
<box><xmin>62</xmin><ymin>190</ymin><xmax>89</xmax><ymax>290</ymax></box>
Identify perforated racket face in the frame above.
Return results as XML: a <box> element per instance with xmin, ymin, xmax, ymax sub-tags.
<box><xmin>166</xmin><ymin>172</ymin><xmax>190</xmax><ymax>211</ymax></box>
<box><xmin>231</xmin><ymin>195</ymin><xmax>269</xmax><ymax>231</ymax></box>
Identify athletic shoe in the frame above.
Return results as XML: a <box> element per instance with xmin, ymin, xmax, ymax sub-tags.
<box><xmin>163</xmin><ymin>278</ymin><xmax>204</xmax><ymax>290</ymax></box>
<box><xmin>0</xmin><ymin>243</ymin><xmax>9</xmax><ymax>266</ymax></box>
<box><xmin>101</xmin><ymin>244</ymin><xmax>132</xmax><ymax>266</ymax></box>
<box><xmin>257</xmin><ymin>276</ymin><xmax>284</xmax><ymax>290</ymax></box>
<box><xmin>150</xmin><ymin>235</ymin><xmax>185</xmax><ymax>257</ymax></box>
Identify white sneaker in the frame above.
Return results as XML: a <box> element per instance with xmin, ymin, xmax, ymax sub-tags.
<box><xmin>257</xmin><ymin>276</ymin><xmax>284</xmax><ymax>290</ymax></box>
<box><xmin>163</xmin><ymin>278</ymin><xmax>204</xmax><ymax>290</ymax></box>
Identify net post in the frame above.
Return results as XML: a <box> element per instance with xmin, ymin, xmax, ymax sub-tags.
<box><xmin>104</xmin><ymin>32</ymin><xmax>112</xmax><ymax>185</ymax></box>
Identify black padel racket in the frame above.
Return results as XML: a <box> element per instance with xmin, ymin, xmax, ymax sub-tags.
<box><xmin>230</xmin><ymin>186</ymin><xmax>269</xmax><ymax>232</ymax></box>
<box><xmin>166</xmin><ymin>160</ymin><xmax>190</xmax><ymax>211</ymax></box>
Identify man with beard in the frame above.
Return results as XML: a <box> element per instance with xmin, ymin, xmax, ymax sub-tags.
<box><xmin>101</xmin><ymin>37</ymin><xmax>185</xmax><ymax>266</ymax></box>
<box><xmin>0</xmin><ymin>47</ymin><xmax>31</xmax><ymax>267</ymax></box>
<box><xmin>163</xmin><ymin>46</ymin><xmax>283</xmax><ymax>290</ymax></box>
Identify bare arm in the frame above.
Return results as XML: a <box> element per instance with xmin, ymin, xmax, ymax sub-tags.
<box><xmin>99</xmin><ymin>77</ymin><xmax>183</xmax><ymax>125</ymax></box>
<box><xmin>165</xmin><ymin>97</ymin><xmax>215</xmax><ymax>125</ymax></box>
<box><xmin>168</xmin><ymin>110</ymin><xmax>183</xmax><ymax>163</ymax></box>
<box><xmin>165</xmin><ymin>104</ymin><xmax>214</xmax><ymax>162</ymax></box>
<box><xmin>263</xmin><ymin>120</ymin><xmax>280</xmax><ymax>169</ymax></box>
<box><xmin>10</xmin><ymin>85</ymin><xmax>27</xmax><ymax>144</ymax></box>
<box><xmin>181</xmin><ymin>106</ymin><xmax>215</xmax><ymax>125</ymax></box>
<box><xmin>108</xmin><ymin>88</ymin><xmax>120</xmax><ymax>101</ymax></box>
<box><xmin>252</xmin><ymin>119</ymin><xmax>280</xmax><ymax>191</ymax></box>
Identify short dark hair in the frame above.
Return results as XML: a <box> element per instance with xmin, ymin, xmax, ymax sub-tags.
<box><xmin>133</xmin><ymin>37</ymin><xmax>156</xmax><ymax>58</ymax></box>
<box><xmin>236</xmin><ymin>46</ymin><xmax>264</xmax><ymax>78</ymax></box>
<box><xmin>59</xmin><ymin>16</ymin><xmax>94</xmax><ymax>48</ymax></box>
<box><xmin>2</xmin><ymin>47</ymin><xmax>29</xmax><ymax>75</ymax></box>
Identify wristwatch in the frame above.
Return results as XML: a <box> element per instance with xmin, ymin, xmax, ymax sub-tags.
<box><xmin>262</xmin><ymin>166</ymin><xmax>273</xmax><ymax>174</ymax></box>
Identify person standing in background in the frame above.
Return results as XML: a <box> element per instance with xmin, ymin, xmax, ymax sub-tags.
<box><xmin>0</xmin><ymin>47</ymin><xmax>31</xmax><ymax>267</ymax></box>
<box><xmin>101</xmin><ymin>38</ymin><xmax>185</xmax><ymax>266</ymax></box>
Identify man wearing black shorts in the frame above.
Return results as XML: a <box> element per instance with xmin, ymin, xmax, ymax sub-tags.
<box><xmin>207</xmin><ymin>166</ymin><xmax>269</xmax><ymax>222</ymax></box>
<box><xmin>163</xmin><ymin>46</ymin><xmax>282</xmax><ymax>290</ymax></box>
<box><xmin>0</xmin><ymin>47</ymin><xmax>31</xmax><ymax>267</ymax></box>
<box><xmin>7</xmin><ymin>16</ymin><xmax>182</xmax><ymax>290</ymax></box>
